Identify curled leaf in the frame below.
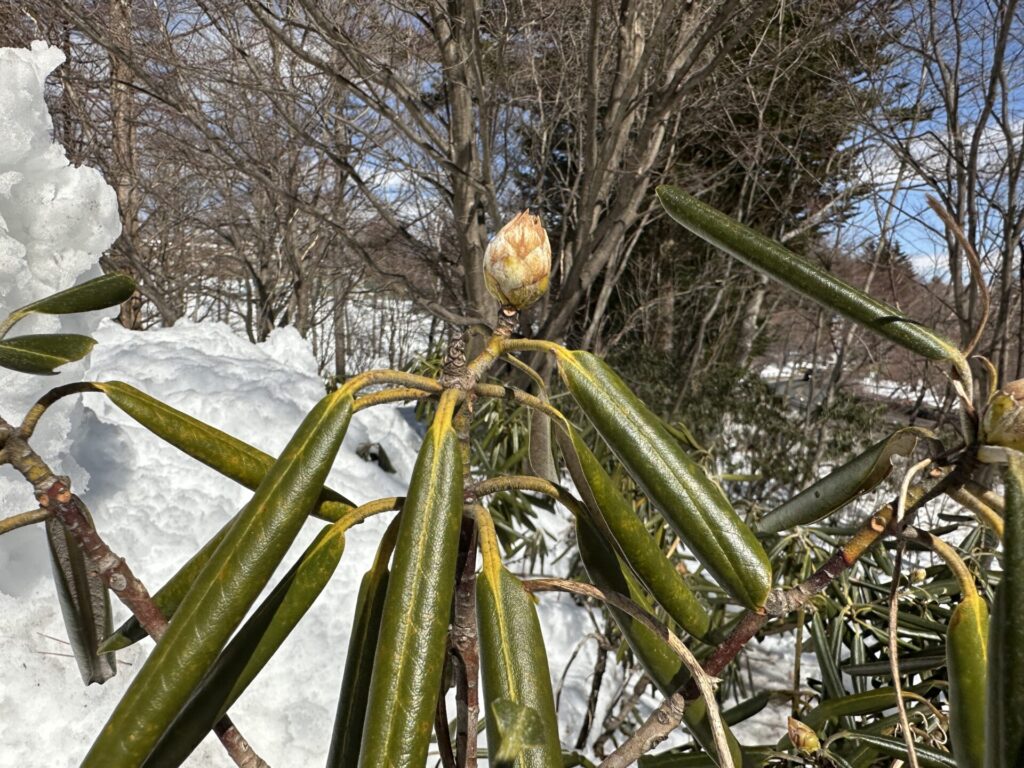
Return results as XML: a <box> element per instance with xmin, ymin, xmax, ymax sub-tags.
<box><xmin>986</xmin><ymin>454</ymin><xmax>1024</xmax><ymax>768</ymax></box>
<box><xmin>558</xmin><ymin>424</ymin><xmax>710</xmax><ymax>638</ymax></box>
<box><xmin>947</xmin><ymin>594</ymin><xmax>988</xmax><ymax>768</ymax></box>
<box><xmin>478</xmin><ymin>565</ymin><xmax>562</xmax><ymax>767</ymax></box>
<box><xmin>575</xmin><ymin>515</ymin><xmax>744</xmax><ymax>764</ymax></box>
<box><xmin>327</xmin><ymin>528</ymin><xmax>394</xmax><ymax>768</ymax></box>
<box><xmin>143</xmin><ymin>524</ymin><xmax>348</xmax><ymax>767</ymax></box>
<box><xmin>657</xmin><ymin>185</ymin><xmax>969</xmax><ymax>382</ymax></box>
<box><xmin>359</xmin><ymin>393</ymin><xmax>463</xmax><ymax>768</ymax></box>
<box><xmin>45</xmin><ymin>509</ymin><xmax>116</xmax><ymax>685</ymax></box>
<box><xmin>757</xmin><ymin>427</ymin><xmax>933</xmax><ymax>534</ymax></box>
<box><xmin>556</xmin><ymin>348</ymin><xmax>771</xmax><ymax>609</ymax></box>
<box><xmin>83</xmin><ymin>388</ymin><xmax>354</xmax><ymax>766</ymax></box>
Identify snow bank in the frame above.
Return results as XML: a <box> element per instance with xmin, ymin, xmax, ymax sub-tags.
<box><xmin>0</xmin><ymin>40</ymin><xmax>121</xmax><ymax>521</ymax></box>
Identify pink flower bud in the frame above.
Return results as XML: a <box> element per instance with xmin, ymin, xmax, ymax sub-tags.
<box><xmin>483</xmin><ymin>211</ymin><xmax>551</xmax><ymax>310</ymax></box>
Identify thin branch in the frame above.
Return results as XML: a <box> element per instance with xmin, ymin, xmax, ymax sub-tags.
<box><xmin>19</xmin><ymin>383</ymin><xmax>101</xmax><ymax>439</ymax></box>
<box><xmin>353</xmin><ymin>387</ymin><xmax>435</xmax><ymax>412</ymax></box>
<box><xmin>434</xmin><ymin>692</ymin><xmax>457</xmax><ymax>768</ymax></box>
<box><xmin>472</xmin><ymin>382</ymin><xmax>566</xmax><ymax>422</ymax></box>
<box><xmin>888</xmin><ymin>542</ymin><xmax>921</xmax><ymax>768</ymax></box>
<box><xmin>521</xmin><ymin>578</ymin><xmax>733</xmax><ymax>768</ymax></box>
<box><xmin>927</xmin><ymin>195</ymin><xmax>990</xmax><ymax>357</ymax></box>
<box><xmin>467</xmin><ymin>475</ymin><xmax>587</xmax><ymax>518</ymax></box>
<box><xmin>0</xmin><ymin>507</ymin><xmax>52</xmax><ymax>535</ymax></box>
<box><xmin>900</xmin><ymin>525</ymin><xmax>978</xmax><ymax>598</ymax></box>
<box><xmin>451</xmin><ymin>517</ymin><xmax>479</xmax><ymax>768</ymax></box>
<box><xmin>946</xmin><ymin>485</ymin><xmax>1005</xmax><ymax>539</ymax></box>
<box><xmin>698</xmin><ymin>472</ymin><xmax>958</xmax><ymax>694</ymax></box>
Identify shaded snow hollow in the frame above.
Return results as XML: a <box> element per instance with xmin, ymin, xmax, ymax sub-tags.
<box><xmin>0</xmin><ymin>41</ymin><xmax>798</xmax><ymax>766</ymax></box>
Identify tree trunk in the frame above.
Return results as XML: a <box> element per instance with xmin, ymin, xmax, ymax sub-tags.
<box><xmin>109</xmin><ymin>0</ymin><xmax>142</xmax><ymax>330</ymax></box>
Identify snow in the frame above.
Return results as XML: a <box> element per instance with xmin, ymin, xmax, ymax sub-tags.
<box><xmin>0</xmin><ymin>41</ymin><xmax>122</xmax><ymax>517</ymax></box>
<box><xmin>0</xmin><ymin>40</ymin><xmax>797</xmax><ymax>767</ymax></box>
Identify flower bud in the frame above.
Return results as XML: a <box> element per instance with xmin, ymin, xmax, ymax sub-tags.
<box><xmin>483</xmin><ymin>211</ymin><xmax>551</xmax><ymax>310</ymax></box>
<box><xmin>981</xmin><ymin>379</ymin><xmax>1024</xmax><ymax>451</ymax></box>
<box><xmin>787</xmin><ymin>717</ymin><xmax>821</xmax><ymax>753</ymax></box>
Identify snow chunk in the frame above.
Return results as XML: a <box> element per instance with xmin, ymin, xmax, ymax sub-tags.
<box><xmin>0</xmin><ymin>41</ymin><xmax>121</xmax><ymax>506</ymax></box>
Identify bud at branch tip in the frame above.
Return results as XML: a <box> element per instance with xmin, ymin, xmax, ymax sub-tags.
<box><xmin>483</xmin><ymin>211</ymin><xmax>551</xmax><ymax>310</ymax></box>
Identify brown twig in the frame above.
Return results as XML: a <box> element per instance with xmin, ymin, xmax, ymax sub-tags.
<box><xmin>0</xmin><ymin>506</ymin><xmax>52</xmax><ymax>535</ymax></box>
<box><xmin>888</xmin><ymin>542</ymin><xmax>921</xmax><ymax>768</ymax></box>
<box><xmin>521</xmin><ymin>578</ymin><xmax>733</xmax><ymax>768</ymax></box>
<box><xmin>438</xmin><ymin>317</ymin><xmax>521</xmax><ymax>768</ymax></box>
<box><xmin>18</xmin><ymin>382</ymin><xmax>101</xmax><ymax>439</ymax></box>
<box><xmin>688</xmin><ymin>479</ymin><xmax>944</xmax><ymax>704</ymax></box>
<box><xmin>434</xmin><ymin>688</ymin><xmax>458</xmax><ymax>768</ymax></box>
<box><xmin>214</xmin><ymin>721</ymin><xmax>271</xmax><ymax>768</ymax></box>
<box><xmin>927</xmin><ymin>195</ymin><xmax>990</xmax><ymax>358</ymax></box>
<box><xmin>576</xmin><ymin>638</ymin><xmax>608</xmax><ymax>750</ymax></box>
<box><xmin>451</xmin><ymin>516</ymin><xmax>480</xmax><ymax>768</ymax></box>
<box><xmin>593</xmin><ymin>671</ymin><xmax>651</xmax><ymax>759</ymax></box>
<box><xmin>550</xmin><ymin>477</ymin><xmax>953</xmax><ymax>767</ymax></box>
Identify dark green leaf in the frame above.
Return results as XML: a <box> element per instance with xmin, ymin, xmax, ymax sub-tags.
<box><xmin>575</xmin><ymin>515</ymin><xmax>745</xmax><ymax>765</ymax></box>
<box><xmin>809</xmin><ymin>612</ymin><xmax>850</xmax><ymax>729</ymax></box>
<box><xmin>557</xmin><ymin>424</ymin><xmax>710</xmax><ymax>638</ymax></box>
<box><xmin>327</xmin><ymin>526</ymin><xmax>394</xmax><ymax>768</ymax></box>
<box><xmin>478</xmin><ymin>565</ymin><xmax>562</xmax><ymax>767</ymax></box>
<box><xmin>12</xmin><ymin>274</ymin><xmax>135</xmax><ymax>318</ymax></box>
<box><xmin>556</xmin><ymin>348</ymin><xmax>771</xmax><ymax>609</ymax></box>
<box><xmin>143</xmin><ymin>524</ymin><xmax>348</xmax><ymax>767</ymax></box>
<box><xmin>656</xmin><ymin>186</ymin><xmax>968</xmax><ymax>380</ymax></box>
<box><xmin>96</xmin><ymin>381</ymin><xmax>354</xmax><ymax>519</ymax></box>
<box><xmin>491</xmin><ymin>699</ymin><xmax>546</xmax><ymax>766</ymax></box>
<box><xmin>757</xmin><ymin>428</ymin><xmax>932</xmax><ymax>534</ymax></box>
<box><xmin>722</xmin><ymin>691</ymin><xmax>771</xmax><ymax>726</ymax></box>
<box><xmin>832</xmin><ymin>733</ymin><xmax>956</xmax><ymax>768</ymax></box>
<box><xmin>947</xmin><ymin>594</ymin><xmax>988</xmax><ymax>768</ymax></box>
<box><xmin>986</xmin><ymin>455</ymin><xmax>1024</xmax><ymax>768</ymax></box>
<box><xmin>0</xmin><ymin>334</ymin><xmax>96</xmax><ymax>374</ymax></box>
<box><xmin>359</xmin><ymin>394</ymin><xmax>463</xmax><ymax>767</ymax></box>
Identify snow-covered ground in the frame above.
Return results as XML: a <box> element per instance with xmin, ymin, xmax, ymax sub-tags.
<box><xmin>0</xmin><ymin>41</ymin><xmax>801</xmax><ymax>766</ymax></box>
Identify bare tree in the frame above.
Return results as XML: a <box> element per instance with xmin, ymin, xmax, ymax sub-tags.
<box><xmin>866</xmin><ymin>0</ymin><xmax>1024</xmax><ymax>379</ymax></box>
